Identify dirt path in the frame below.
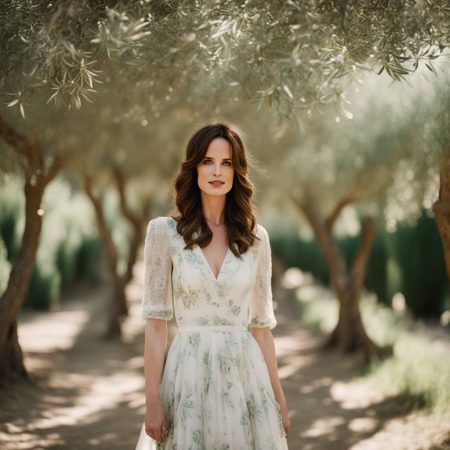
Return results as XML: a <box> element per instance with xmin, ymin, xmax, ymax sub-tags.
<box><xmin>1</xmin><ymin>275</ymin><xmax>449</xmax><ymax>449</ymax></box>
<box><xmin>273</xmin><ymin>287</ymin><xmax>450</xmax><ymax>450</ymax></box>
<box><xmin>0</xmin><ymin>281</ymin><xmax>150</xmax><ymax>450</ymax></box>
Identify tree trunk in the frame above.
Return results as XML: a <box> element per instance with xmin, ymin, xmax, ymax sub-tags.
<box><xmin>86</xmin><ymin>169</ymin><xmax>154</xmax><ymax>338</ymax></box>
<box><xmin>112</xmin><ymin>166</ymin><xmax>152</xmax><ymax>285</ymax></box>
<box><xmin>432</xmin><ymin>150</ymin><xmax>450</xmax><ymax>280</ymax></box>
<box><xmin>0</xmin><ymin>178</ymin><xmax>44</xmax><ymax>384</ymax></box>
<box><xmin>104</xmin><ymin>276</ymin><xmax>128</xmax><ymax>339</ymax></box>
<box><xmin>84</xmin><ymin>174</ymin><xmax>128</xmax><ymax>338</ymax></box>
<box><xmin>324</xmin><ymin>292</ymin><xmax>392</xmax><ymax>363</ymax></box>
<box><xmin>0</xmin><ymin>319</ymin><xmax>28</xmax><ymax>387</ymax></box>
<box><xmin>291</xmin><ymin>194</ymin><xmax>391</xmax><ymax>363</ymax></box>
<box><xmin>0</xmin><ymin>116</ymin><xmax>61</xmax><ymax>386</ymax></box>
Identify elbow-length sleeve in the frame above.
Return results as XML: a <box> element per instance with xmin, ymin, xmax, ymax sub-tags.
<box><xmin>141</xmin><ymin>217</ymin><xmax>174</xmax><ymax>321</ymax></box>
<box><xmin>249</xmin><ymin>224</ymin><xmax>277</xmax><ymax>329</ymax></box>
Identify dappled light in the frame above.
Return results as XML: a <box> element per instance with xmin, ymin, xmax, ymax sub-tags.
<box><xmin>2</xmin><ymin>270</ymin><xmax>448</xmax><ymax>449</ymax></box>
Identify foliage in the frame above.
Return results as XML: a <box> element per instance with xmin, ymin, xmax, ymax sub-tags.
<box><xmin>1</xmin><ymin>1</ymin><xmax>448</xmax><ymax>120</ymax></box>
<box><xmin>366</xmin><ymin>332</ymin><xmax>450</xmax><ymax>417</ymax></box>
<box><xmin>200</xmin><ymin>0</ymin><xmax>449</xmax><ymax>119</ymax></box>
<box><xmin>296</xmin><ymin>284</ymin><xmax>450</xmax><ymax>416</ymax></box>
<box><xmin>0</xmin><ymin>0</ymin><xmax>152</xmax><ymax>116</ymax></box>
<box><xmin>1</xmin><ymin>2</ymin><xmax>448</xmax><ymax>229</ymax></box>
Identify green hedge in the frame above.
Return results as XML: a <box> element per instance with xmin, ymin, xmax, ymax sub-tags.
<box><xmin>0</xmin><ymin>176</ymin><xmax>104</xmax><ymax>311</ymax></box>
<box><xmin>389</xmin><ymin>210</ymin><xmax>448</xmax><ymax>317</ymax></box>
<box><xmin>271</xmin><ymin>232</ymin><xmax>329</xmax><ymax>285</ymax></box>
<box><xmin>271</xmin><ymin>208</ymin><xmax>449</xmax><ymax>319</ymax></box>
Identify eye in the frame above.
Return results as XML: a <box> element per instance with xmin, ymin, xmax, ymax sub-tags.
<box><xmin>202</xmin><ymin>160</ymin><xmax>232</xmax><ymax>165</ymax></box>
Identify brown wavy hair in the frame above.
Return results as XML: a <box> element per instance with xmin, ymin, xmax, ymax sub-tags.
<box><xmin>171</xmin><ymin>121</ymin><xmax>260</xmax><ymax>257</ymax></box>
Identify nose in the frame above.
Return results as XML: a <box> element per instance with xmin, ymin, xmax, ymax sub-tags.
<box><xmin>213</xmin><ymin>164</ymin><xmax>222</xmax><ymax>176</ymax></box>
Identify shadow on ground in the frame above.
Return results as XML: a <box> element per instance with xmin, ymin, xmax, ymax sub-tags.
<box><xmin>274</xmin><ymin>286</ymin><xmax>448</xmax><ymax>450</ymax></box>
<box><xmin>1</xmin><ymin>274</ymin><xmax>449</xmax><ymax>450</ymax></box>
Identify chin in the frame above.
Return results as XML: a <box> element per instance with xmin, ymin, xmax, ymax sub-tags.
<box><xmin>203</xmin><ymin>189</ymin><xmax>227</xmax><ymax>197</ymax></box>
<box><xmin>209</xmin><ymin>191</ymin><xmax>227</xmax><ymax>197</ymax></box>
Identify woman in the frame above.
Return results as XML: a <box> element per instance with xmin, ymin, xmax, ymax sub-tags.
<box><xmin>136</xmin><ymin>122</ymin><xmax>290</xmax><ymax>449</ymax></box>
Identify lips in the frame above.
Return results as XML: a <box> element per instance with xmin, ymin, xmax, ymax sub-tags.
<box><xmin>209</xmin><ymin>181</ymin><xmax>225</xmax><ymax>185</ymax></box>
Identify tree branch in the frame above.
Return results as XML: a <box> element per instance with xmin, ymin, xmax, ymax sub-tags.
<box><xmin>112</xmin><ymin>165</ymin><xmax>140</xmax><ymax>227</ymax></box>
<box><xmin>0</xmin><ymin>114</ymin><xmax>32</xmax><ymax>161</ymax></box>
<box><xmin>324</xmin><ymin>190</ymin><xmax>362</xmax><ymax>232</ymax></box>
<box><xmin>289</xmin><ymin>191</ymin><xmax>348</xmax><ymax>298</ymax></box>
<box><xmin>346</xmin><ymin>216</ymin><xmax>376</xmax><ymax>296</ymax></box>
<box><xmin>43</xmin><ymin>154</ymin><xmax>64</xmax><ymax>184</ymax></box>
<box><xmin>83</xmin><ymin>174</ymin><xmax>116</xmax><ymax>265</ymax></box>
<box><xmin>325</xmin><ymin>193</ymin><xmax>358</xmax><ymax>232</ymax></box>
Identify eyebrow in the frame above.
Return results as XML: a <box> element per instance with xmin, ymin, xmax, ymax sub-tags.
<box><xmin>203</xmin><ymin>156</ymin><xmax>232</xmax><ymax>161</ymax></box>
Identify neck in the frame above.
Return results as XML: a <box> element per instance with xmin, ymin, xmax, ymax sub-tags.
<box><xmin>201</xmin><ymin>194</ymin><xmax>226</xmax><ymax>226</ymax></box>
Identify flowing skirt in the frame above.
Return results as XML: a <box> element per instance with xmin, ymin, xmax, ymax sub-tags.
<box><xmin>136</xmin><ymin>325</ymin><xmax>288</xmax><ymax>450</ymax></box>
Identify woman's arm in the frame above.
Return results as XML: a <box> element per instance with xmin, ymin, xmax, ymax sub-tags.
<box><xmin>251</xmin><ymin>326</ymin><xmax>291</xmax><ymax>437</ymax></box>
<box><xmin>144</xmin><ymin>318</ymin><xmax>169</xmax><ymax>442</ymax></box>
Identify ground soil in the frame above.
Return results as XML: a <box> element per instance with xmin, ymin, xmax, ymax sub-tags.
<box><xmin>1</xmin><ymin>267</ymin><xmax>449</xmax><ymax>450</ymax></box>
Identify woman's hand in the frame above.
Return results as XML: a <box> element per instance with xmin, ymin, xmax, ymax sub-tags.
<box><xmin>279</xmin><ymin>401</ymin><xmax>291</xmax><ymax>438</ymax></box>
<box><xmin>145</xmin><ymin>399</ymin><xmax>169</xmax><ymax>443</ymax></box>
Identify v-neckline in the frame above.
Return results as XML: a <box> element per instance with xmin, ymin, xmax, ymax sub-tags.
<box><xmin>196</xmin><ymin>244</ymin><xmax>230</xmax><ymax>282</ymax></box>
<box><xmin>167</xmin><ymin>217</ymin><xmax>230</xmax><ymax>282</ymax></box>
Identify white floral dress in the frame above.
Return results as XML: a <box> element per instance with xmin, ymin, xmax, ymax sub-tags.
<box><xmin>135</xmin><ymin>216</ymin><xmax>288</xmax><ymax>450</ymax></box>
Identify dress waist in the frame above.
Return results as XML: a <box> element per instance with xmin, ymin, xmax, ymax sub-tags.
<box><xmin>177</xmin><ymin>324</ymin><xmax>249</xmax><ymax>332</ymax></box>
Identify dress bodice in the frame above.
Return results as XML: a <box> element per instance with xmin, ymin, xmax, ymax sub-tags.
<box><xmin>141</xmin><ymin>216</ymin><xmax>277</xmax><ymax>330</ymax></box>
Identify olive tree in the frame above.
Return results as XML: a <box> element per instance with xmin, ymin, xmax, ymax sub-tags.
<box><xmin>255</xmin><ymin>68</ymin><xmax>446</xmax><ymax>361</ymax></box>
<box><xmin>0</xmin><ymin>0</ymin><xmax>153</xmax><ymax>384</ymax></box>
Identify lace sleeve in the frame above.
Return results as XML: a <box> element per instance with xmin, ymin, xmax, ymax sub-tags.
<box><xmin>141</xmin><ymin>217</ymin><xmax>173</xmax><ymax>321</ymax></box>
<box><xmin>249</xmin><ymin>224</ymin><xmax>277</xmax><ymax>329</ymax></box>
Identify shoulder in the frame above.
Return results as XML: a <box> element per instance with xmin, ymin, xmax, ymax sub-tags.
<box><xmin>255</xmin><ymin>224</ymin><xmax>271</xmax><ymax>253</ymax></box>
<box><xmin>255</xmin><ymin>223</ymin><xmax>269</xmax><ymax>240</ymax></box>
<box><xmin>149</xmin><ymin>216</ymin><xmax>176</xmax><ymax>226</ymax></box>
<box><xmin>146</xmin><ymin>216</ymin><xmax>173</xmax><ymax>236</ymax></box>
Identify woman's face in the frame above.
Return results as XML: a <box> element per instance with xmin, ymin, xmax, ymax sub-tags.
<box><xmin>196</xmin><ymin>137</ymin><xmax>234</xmax><ymax>198</ymax></box>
